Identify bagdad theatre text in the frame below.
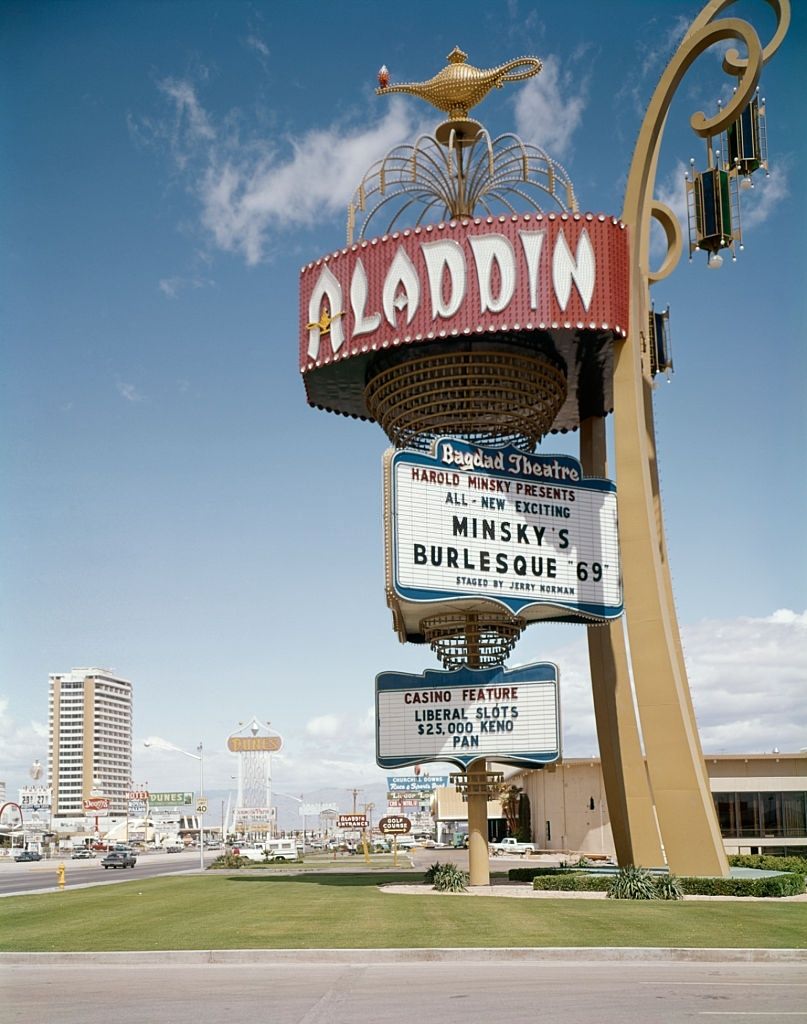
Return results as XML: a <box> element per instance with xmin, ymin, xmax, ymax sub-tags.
<box><xmin>376</xmin><ymin>664</ymin><xmax>560</xmax><ymax>770</ymax></box>
<box><xmin>386</xmin><ymin>439</ymin><xmax>622</xmax><ymax>620</ymax></box>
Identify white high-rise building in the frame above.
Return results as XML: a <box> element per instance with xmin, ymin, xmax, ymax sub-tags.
<box><xmin>48</xmin><ymin>668</ymin><xmax>133</xmax><ymax>820</ymax></box>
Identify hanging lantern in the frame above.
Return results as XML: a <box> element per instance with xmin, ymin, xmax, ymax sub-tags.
<box><xmin>647</xmin><ymin>304</ymin><xmax>673</xmax><ymax>379</ymax></box>
<box><xmin>686</xmin><ymin>159</ymin><xmax>741</xmax><ymax>264</ymax></box>
<box><xmin>727</xmin><ymin>91</ymin><xmax>767</xmax><ymax>189</ymax></box>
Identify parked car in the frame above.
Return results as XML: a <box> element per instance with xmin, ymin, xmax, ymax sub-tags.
<box><xmin>490</xmin><ymin>837</ymin><xmax>538</xmax><ymax>856</ymax></box>
<box><xmin>101</xmin><ymin>850</ymin><xmax>137</xmax><ymax>869</ymax></box>
<box><xmin>71</xmin><ymin>848</ymin><xmax>94</xmax><ymax>859</ymax></box>
<box><xmin>14</xmin><ymin>850</ymin><xmax>43</xmax><ymax>862</ymax></box>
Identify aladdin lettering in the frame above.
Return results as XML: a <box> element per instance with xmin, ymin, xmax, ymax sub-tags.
<box><xmin>306</xmin><ymin>228</ymin><xmax>596</xmax><ymax>361</ymax></box>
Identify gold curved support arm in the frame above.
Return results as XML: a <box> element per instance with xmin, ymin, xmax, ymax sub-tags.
<box><xmin>623</xmin><ymin>11</ymin><xmax>768</xmax><ymax>277</ymax></box>
<box><xmin>689</xmin><ymin>0</ymin><xmax>790</xmax><ymax>72</ymax></box>
<box><xmin>648</xmin><ymin>202</ymin><xmax>683</xmax><ymax>285</ymax></box>
<box><xmin>611</xmin><ymin>0</ymin><xmax>789</xmax><ymax>877</ymax></box>
<box><xmin>688</xmin><ymin>21</ymin><xmax>762</xmax><ymax>137</ymax></box>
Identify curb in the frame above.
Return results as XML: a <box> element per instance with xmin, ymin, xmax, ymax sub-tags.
<box><xmin>1</xmin><ymin>947</ymin><xmax>805</xmax><ymax>964</ymax></box>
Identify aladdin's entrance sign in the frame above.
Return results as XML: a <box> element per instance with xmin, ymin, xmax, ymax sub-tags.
<box><xmin>385</xmin><ymin>438</ymin><xmax>621</xmax><ymax>640</ymax></box>
<box><xmin>298</xmin><ymin>16</ymin><xmax>792</xmax><ymax>878</ymax></box>
<box><xmin>376</xmin><ymin>662</ymin><xmax>560</xmax><ymax>770</ymax></box>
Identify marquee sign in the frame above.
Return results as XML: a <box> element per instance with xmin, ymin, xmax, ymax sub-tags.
<box><xmin>83</xmin><ymin>797</ymin><xmax>110</xmax><ymax>813</ymax></box>
<box><xmin>376</xmin><ymin>662</ymin><xmax>560</xmax><ymax>770</ymax></box>
<box><xmin>148</xmin><ymin>791</ymin><xmax>193</xmax><ymax>806</ymax></box>
<box><xmin>300</xmin><ymin>214</ymin><xmax>629</xmax><ymax>432</ymax></box>
<box><xmin>234</xmin><ymin>807</ymin><xmax>275</xmax><ymax>822</ymax></box>
<box><xmin>386</xmin><ymin>776</ymin><xmax>450</xmax><ymax>793</ymax></box>
<box><xmin>299</xmin><ymin>802</ymin><xmax>338</xmax><ymax>817</ymax></box>
<box><xmin>227</xmin><ymin>735</ymin><xmax>283</xmax><ymax>752</ymax></box>
<box><xmin>337</xmin><ymin>814</ymin><xmax>368</xmax><ymax>830</ymax></box>
<box><xmin>378</xmin><ymin>815</ymin><xmax>412</xmax><ymax>835</ymax></box>
<box><xmin>384</xmin><ymin>438</ymin><xmax>621</xmax><ymax>640</ymax></box>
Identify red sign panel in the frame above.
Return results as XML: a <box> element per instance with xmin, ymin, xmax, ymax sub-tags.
<box><xmin>299</xmin><ymin>213</ymin><xmax>629</xmax><ymax>429</ymax></box>
<box><xmin>83</xmin><ymin>797</ymin><xmax>111</xmax><ymax>813</ymax></box>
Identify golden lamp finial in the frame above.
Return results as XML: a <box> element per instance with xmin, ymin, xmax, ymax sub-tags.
<box><xmin>376</xmin><ymin>46</ymin><xmax>542</xmax><ymax>145</ymax></box>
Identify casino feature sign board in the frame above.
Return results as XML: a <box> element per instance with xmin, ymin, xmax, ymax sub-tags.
<box><xmin>384</xmin><ymin>438</ymin><xmax>621</xmax><ymax>642</ymax></box>
<box><xmin>376</xmin><ymin>662</ymin><xmax>560</xmax><ymax>770</ymax></box>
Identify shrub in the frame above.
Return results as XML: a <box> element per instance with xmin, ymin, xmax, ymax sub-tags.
<box><xmin>607</xmin><ymin>865</ymin><xmax>658</xmax><ymax>900</ymax></box>
<box><xmin>677</xmin><ymin>873</ymin><xmax>805</xmax><ymax>897</ymax></box>
<box><xmin>423</xmin><ymin>861</ymin><xmax>442</xmax><ymax>884</ymax></box>
<box><xmin>209</xmin><ymin>853</ymin><xmax>250</xmax><ymax>870</ymax></box>
<box><xmin>728</xmin><ymin>854</ymin><xmax>807</xmax><ymax>875</ymax></box>
<box><xmin>532</xmin><ymin>873</ymin><xmax>611</xmax><ymax>892</ymax></box>
<box><xmin>655</xmin><ymin>874</ymin><xmax>684</xmax><ymax>901</ymax></box>
<box><xmin>527</xmin><ymin>870</ymin><xmax>803</xmax><ymax>898</ymax></box>
<box><xmin>509</xmin><ymin>866</ymin><xmax>574</xmax><ymax>882</ymax></box>
<box><xmin>431</xmin><ymin>863</ymin><xmax>469</xmax><ymax>892</ymax></box>
<box><xmin>517</xmin><ymin>793</ymin><xmax>532</xmax><ymax>844</ymax></box>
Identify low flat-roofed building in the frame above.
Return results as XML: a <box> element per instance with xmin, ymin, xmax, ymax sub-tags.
<box><xmin>436</xmin><ymin>753</ymin><xmax>807</xmax><ymax>860</ymax></box>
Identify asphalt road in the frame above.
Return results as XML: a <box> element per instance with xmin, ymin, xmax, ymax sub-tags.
<box><xmin>0</xmin><ymin>846</ymin><xmax>573</xmax><ymax>896</ymax></box>
<box><xmin>0</xmin><ymin>849</ymin><xmax>216</xmax><ymax>895</ymax></box>
<box><xmin>4</xmin><ymin>959</ymin><xmax>807</xmax><ymax>1024</ymax></box>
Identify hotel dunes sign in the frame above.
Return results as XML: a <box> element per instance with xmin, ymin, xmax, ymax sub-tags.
<box><xmin>227</xmin><ymin>736</ymin><xmax>282</xmax><ymax>752</ymax></box>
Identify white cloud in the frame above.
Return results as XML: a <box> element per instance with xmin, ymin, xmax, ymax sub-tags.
<box><xmin>513</xmin><ymin>56</ymin><xmax>587</xmax><ymax>159</ymax></box>
<box><xmin>552</xmin><ymin>610</ymin><xmax>807</xmax><ymax>756</ymax></box>
<box><xmin>305</xmin><ymin>714</ymin><xmax>342</xmax><ymax>739</ymax></box>
<box><xmin>684</xmin><ymin>609</ymin><xmax>807</xmax><ymax>753</ymax></box>
<box><xmin>158</xmin><ymin>78</ymin><xmax>215</xmax><ymax>168</ymax></box>
<box><xmin>0</xmin><ymin>697</ymin><xmax>48</xmax><ymax>784</ymax></box>
<box><xmin>245</xmin><ymin>34</ymin><xmax>269</xmax><ymax>60</ymax></box>
<box><xmin>115</xmin><ymin>379</ymin><xmax>145</xmax><ymax>403</ymax></box>
<box><xmin>641</xmin><ymin>15</ymin><xmax>690</xmax><ymax>77</ymax></box>
<box><xmin>650</xmin><ymin>159</ymin><xmax>689</xmax><ymax>263</ymax></box>
<box><xmin>281</xmin><ymin>611</ymin><xmax>806</xmax><ymax>791</ymax></box>
<box><xmin>140</xmin><ymin>78</ymin><xmax>423</xmax><ymax>265</ymax></box>
<box><xmin>304</xmin><ymin>708</ymin><xmax>375</xmax><ymax>743</ymax></box>
<box><xmin>655</xmin><ymin>159</ymin><xmax>689</xmax><ymax>226</ymax></box>
<box><xmin>158</xmin><ymin>275</ymin><xmax>212</xmax><ymax>299</ymax></box>
<box><xmin>197</xmin><ymin>98</ymin><xmax>419</xmax><ymax>264</ymax></box>
<box><xmin>739</xmin><ymin>162</ymin><xmax>789</xmax><ymax>230</ymax></box>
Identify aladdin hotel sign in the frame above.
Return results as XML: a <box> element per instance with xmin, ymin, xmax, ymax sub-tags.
<box><xmin>300</xmin><ymin>214</ymin><xmax>629</xmax><ymax>426</ymax></box>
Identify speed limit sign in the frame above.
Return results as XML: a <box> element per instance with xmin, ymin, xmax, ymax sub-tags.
<box><xmin>196</xmin><ymin>800</ymin><xmax>208</xmax><ymax>814</ymax></box>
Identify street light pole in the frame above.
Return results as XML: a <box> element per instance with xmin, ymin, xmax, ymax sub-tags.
<box><xmin>197</xmin><ymin>743</ymin><xmax>205</xmax><ymax>872</ymax></box>
<box><xmin>143</xmin><ymin>739</ymin><xmax>206</xmax><ymax>871</ymax></box>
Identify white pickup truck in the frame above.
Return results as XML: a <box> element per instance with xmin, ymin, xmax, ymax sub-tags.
<box><xmin>490</xmin><ymin>837</ymin><xmax>538</xmax><ymax>856</ymax></box>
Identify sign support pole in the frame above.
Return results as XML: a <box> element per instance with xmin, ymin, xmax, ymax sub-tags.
<box><xmin>465</xmin><ymin>632</ymin><xmax>490</xmax><ymax>887</ymax></box>
<box><xmin>581</xmin><ymin>415</ymin><xmax>664</xmax><ymax>867</ymax></box>
<box><xmin>466</xmin><ymin>761</ymin><xmax>490</xmax><ymax>886</ymax></box>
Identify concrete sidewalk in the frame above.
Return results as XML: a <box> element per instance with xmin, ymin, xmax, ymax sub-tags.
<box><xmin>2</xmin><ymin>947</ymin><xmax>806</xmax><ymax>964</ymax></box>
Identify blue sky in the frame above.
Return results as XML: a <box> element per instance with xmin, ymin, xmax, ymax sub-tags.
<box><xmin>2</xmin><ymin>0</ymin><xmax>805</xmax><ymax>807</ymax></box>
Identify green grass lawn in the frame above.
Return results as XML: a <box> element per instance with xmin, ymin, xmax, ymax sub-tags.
<box><xmin>1</xmin><ymin>872</ymin><xmax>805</xmax><ymax>952</ymax></box>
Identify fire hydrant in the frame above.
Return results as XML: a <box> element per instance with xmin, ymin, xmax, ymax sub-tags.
<box><xmin>57</xmin><ymin>863</ymin><xmax>66</xmax><ymax>890</ymax></box>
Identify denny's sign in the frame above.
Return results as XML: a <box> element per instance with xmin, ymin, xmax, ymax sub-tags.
<box><xmin>299</xmin><ymin>214</ymin><xmax>629</xmax><ymax>429</ymax></box>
